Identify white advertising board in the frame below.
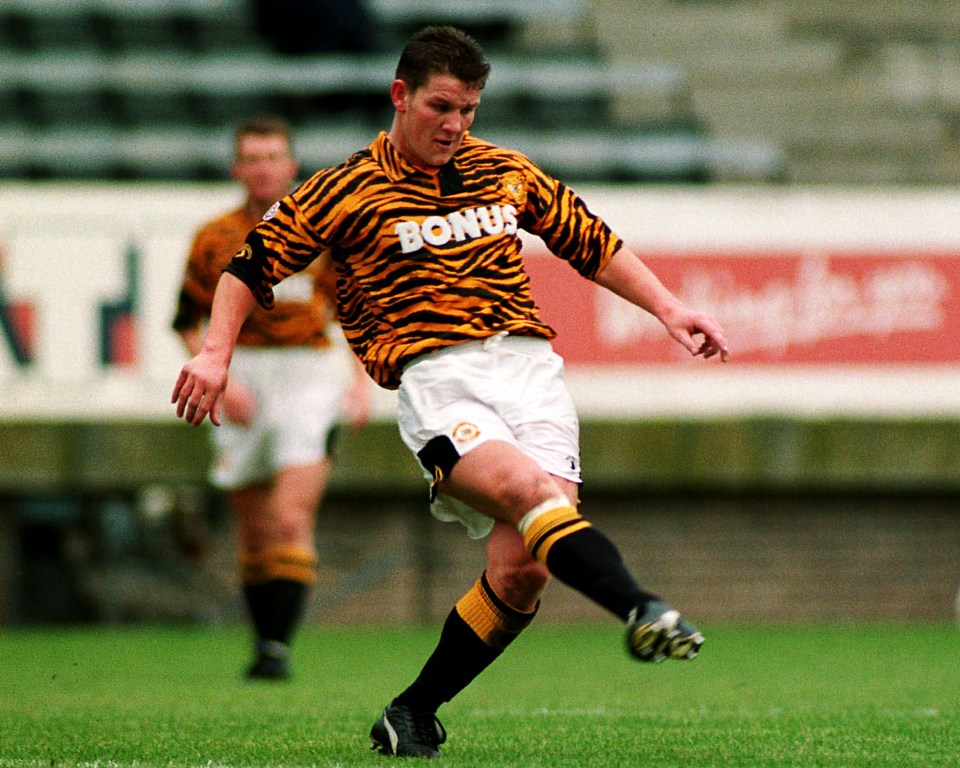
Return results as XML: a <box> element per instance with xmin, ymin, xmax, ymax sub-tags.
<box><xmin>2</xmin><ymin>183</ymin><xmax>959</xmax><ymax>420</ymax></box>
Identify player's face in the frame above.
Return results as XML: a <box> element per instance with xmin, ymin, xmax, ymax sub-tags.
<box><xmin>232</xmin><ymin>134</ymin><xmax>298</xmax><ymax>207</ymax></box>
<box><xmin>389</xmin><ymin>73</ymin><xmax>481</xmax><ymax>169</ymax></box>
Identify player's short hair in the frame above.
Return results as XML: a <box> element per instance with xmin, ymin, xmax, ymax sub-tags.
<box><xmin>234</xmin><ymin>115</ymin><xmax>294</xmax><ymax>158</ymax></box>
<box><xmin>395</xmin><ymin>26</ymin><xmax>490</xmax><ymax>93</ymax></box>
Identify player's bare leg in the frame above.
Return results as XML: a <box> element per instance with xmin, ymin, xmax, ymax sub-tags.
<box><xmin>233</xmin><ymin>459</ymin><xmax>330</xmax><ymax>679</ymax></box>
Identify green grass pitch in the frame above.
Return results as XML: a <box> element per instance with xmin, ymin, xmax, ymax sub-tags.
<box><xmin>1</xmin><ymin>622</ymin><xmax>958</xmax><ymax>767</ymax></box>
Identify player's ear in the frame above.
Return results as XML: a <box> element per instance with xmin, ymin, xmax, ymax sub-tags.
<box><xmin>390</xmin><ymin>79</ymin><xmax>410</xmax><ymax>111</ymax></box>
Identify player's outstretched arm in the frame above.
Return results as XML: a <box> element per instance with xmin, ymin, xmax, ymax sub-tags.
<box><xmin>594</xmin><ymin>247</ymin><xmax>729</xmax><ymax>362</ymax></box>
<box><xmin>171</xmin><ymin>272</ymin><xmax>257</xmax><ymax>426</ymax></box>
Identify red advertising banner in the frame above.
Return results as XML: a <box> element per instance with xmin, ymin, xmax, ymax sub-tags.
<box><xmin>525</xmin><ymin>248</ymin><xmax>959</xmax><ymax>366</ymax></box>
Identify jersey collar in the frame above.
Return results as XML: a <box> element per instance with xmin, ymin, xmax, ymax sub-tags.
<box><xmin>371</xmin><ymin>130</ymin><xmax>466</xmax><ymax>184</ymax></box>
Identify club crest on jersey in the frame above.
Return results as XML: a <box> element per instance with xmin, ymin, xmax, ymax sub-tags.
<box><xmin>498</xmin><ymin>172</ymin><xmax>527</xmax><ymax>206</ymax></box>
<box><xmin>235</xmin><ymin>243</ymin><xmax>253</xmax><ymax>260</ymax></box>
<box><xmin>395</xmin><ymin>204</ymin><xmax>518</xmax><ymax>254</ymax></box>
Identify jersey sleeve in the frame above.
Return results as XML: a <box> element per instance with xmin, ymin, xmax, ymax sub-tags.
<box><xmin>225</xmin><ymin>193</ymin><xmax>327</xmax><ymax>310</ymax></box>
<box><xmin>518</xmin><ymin>157</ymin><xmax>623</xmax><ymax>280</ymax></box>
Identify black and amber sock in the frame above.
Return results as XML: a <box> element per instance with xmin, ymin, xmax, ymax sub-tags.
<box><xmin>240</xmin><ymin>545</ymin><xmax>317</xmax><ymax>645</ymax></box>
<box><xmin>521</xmin><ymin>504</ymin><xmax>657</xmax><ymax>621</ymax></box>
<box><xmin>393</xmin><ymin>572</ymin><xmax>537</xmax><ymax>714</ymax></box>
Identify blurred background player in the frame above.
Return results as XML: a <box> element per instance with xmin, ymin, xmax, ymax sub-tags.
<box><xmin>172</xmin><ymin>116</ymin><xmax>365</xmax><ymax>680</ymax></box>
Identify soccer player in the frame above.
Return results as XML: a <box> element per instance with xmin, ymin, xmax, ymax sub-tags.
<box><xmin>172</xmin><ymin>27</ymin><xmax>729</xmax><ymax>755</ymax></box>
<box><xmin>172</xmin><ymin>116</ymin><xmax>364</xmax><ymax>680</ymax></box>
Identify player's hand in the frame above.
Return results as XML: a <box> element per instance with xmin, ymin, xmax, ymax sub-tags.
<box><xmin>171</xmin><ymin>353</ymin><xmax>229</xmax><ymax>426</ymax></box>
<box><xmin>663</xmin><ymin>306</ymin><xmax>730</xmax><ymax>363</ymax></box>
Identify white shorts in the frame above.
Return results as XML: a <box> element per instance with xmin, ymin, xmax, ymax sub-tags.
<box><xmin>397</xmin><ymin>332</ymin><xmax>581</xmax><ymax>538</ymax></box>
<box><xmin>211</xmin><ymin>344</ymin><xmax>353</xmax><ymax>489</ymax></box>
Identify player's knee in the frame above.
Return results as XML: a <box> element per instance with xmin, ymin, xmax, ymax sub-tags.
<box><xmin>486</xmin><ymin>466</ymin><xmax>565</xmax><ymax>520</ymax></box>
<box><xmin>487</xmin><ymin>559</ymin><xmax>549</xmax><ymax>609</ymax></box>
<box><xmin>511</xmin><ymin>560</ymin><xmax>550</xmax><ymax>598</ymax></box>
<box><xmin>270</xmin><ymin>514</ymin><xmax>312</xmax><ymax>550</ymax></box>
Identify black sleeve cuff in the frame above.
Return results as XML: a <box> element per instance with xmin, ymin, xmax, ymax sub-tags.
<box><xmin>223</xmin><ymin>232</ymin><xmax>275</xmax><ymax>310</ymax></box>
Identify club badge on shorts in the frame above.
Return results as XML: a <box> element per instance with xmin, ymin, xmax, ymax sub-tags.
<box><xmin>451</xmin><ymin>421</ymin><xmax>481</xmax><ymax>444</ymax></box>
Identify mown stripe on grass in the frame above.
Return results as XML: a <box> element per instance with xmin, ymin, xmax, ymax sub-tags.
<box><xmin>0</xmin><ymin>762</ymin><xmax>356</xmax><ymax>768</ymax></box>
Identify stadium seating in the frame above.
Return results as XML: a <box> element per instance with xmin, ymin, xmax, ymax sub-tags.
<box><xmin>0</xmin><ymin>0</ymin><xmax>782</xmax><ymax>183</ymax></box>
<box><xmin>5</xmin><ymin>0</ymin><xmax>960</xmax><ymax>184</ymax></box>
<box><xmin>591</xmin><ymin>0</ymin><xmax>960</xmax><ymax>184</ymax></box>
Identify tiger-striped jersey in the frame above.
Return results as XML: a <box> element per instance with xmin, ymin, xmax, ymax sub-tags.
<box><xmin>227</xmin><ymin>131</ymin><xmax>624</xmax><ymax>388</ymax></box>
<box><xmin>172</xmin><ymin>206</ymin><xmax>336</xmax><ymax>348</ymax></box>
